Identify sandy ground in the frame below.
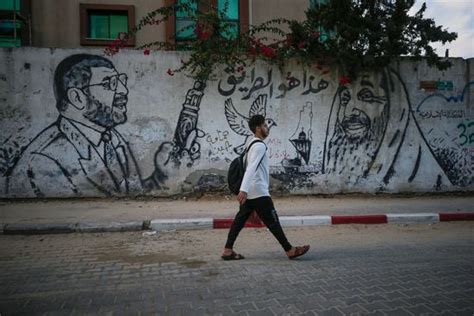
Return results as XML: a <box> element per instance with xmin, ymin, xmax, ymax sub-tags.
<box><xmin>2</xmin><ymin>222</ymin><xmax>471</xmax><ymax>264</ymax></box>
<box><xmin>1</xmin><ymin>194</ymin><xmax>473</xmax><ymax>225</ymax></box>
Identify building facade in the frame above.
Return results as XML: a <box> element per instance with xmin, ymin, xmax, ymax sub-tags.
<box><xmin>0</xmin><ymin>0</ymin><xmax>315</xmax><ymax>49</ymax></box>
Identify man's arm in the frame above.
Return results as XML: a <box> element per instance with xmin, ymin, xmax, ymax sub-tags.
<box><xmin>239</xmin><ymin>142</ymin><xmax>266</xmax><ymax>194</ymax></box>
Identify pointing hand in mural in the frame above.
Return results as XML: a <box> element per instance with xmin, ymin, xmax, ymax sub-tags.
<box><xmin>153</xmin><ymin>129</ymin><xmax>203</xmax><ymax>176</ymax></box>
<box><xmin>4</xmin><ymin>54</ymin><xmax>206</xmax><ymax>197</ymax></box>
<box><xmin>225</xmin><ymin>94</ymin><xmax>277</xmax><ymax>155</ymax></box>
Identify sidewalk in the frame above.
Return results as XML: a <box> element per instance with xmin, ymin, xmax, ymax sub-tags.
<box><xmin>2</xmin><ymin>223</ymin><xmax>473</xmax><ymax>314</ymax></box>
<box><xmin>1</xmin><ymin>195</ymin><xmax>473</xmax><ymax>233</ymax></box>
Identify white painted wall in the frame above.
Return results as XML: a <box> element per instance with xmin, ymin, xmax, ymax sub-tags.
<box><xmin>0</xmin><ymin>48</ymin><xmax>472</xmax><ymax>197</ymax></box>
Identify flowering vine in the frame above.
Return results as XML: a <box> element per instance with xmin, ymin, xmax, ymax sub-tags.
<box><xmin>105</xmin><ymin>0</ymin><xmax>457</xmax><ymax>84</ymax></box>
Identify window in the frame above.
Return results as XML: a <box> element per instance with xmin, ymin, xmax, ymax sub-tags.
<box><xmin>218</xmin><ymin>0</ymin><xmax>239</xmax><ymax>39</ymax></box>
<box><xmin>80</xmin><ymin>4</ymin><xmax>135</xmax><ymax>46</ymax></box>
<box><xmin>309</xmin><ymin>0</ymin><xmax>330</xmax><ymax>43</ymax></box>
<box><xmin>0</xmin><ymin>0</ymin><xmax>20</xmax><ymax>10</ymax></box>
<box><xmin>309</xmin><ymin>0</ymin><xmax>327</xmax><ymax>10</ymax></box>
<box><xmin>165</xmin><ymin>0</ymin><xmax>248</xmax><ymax>49</ymax></box>
<box><xmin>89</xmin><ymin>12</ymin><xmax>128</xmax><ymax>40</ymax></box>
<box><xmin>175</xmin><ymin>0</ymin><xmax>198</xmax><ymax>41</ymax></box>
<box><xmin>0</xmin><ymin>20</ymin><xmax>20</xmax><ymax>47</ymax></box>
<box><xmin>0</xmin><ymin>0</ymin><xmax>25</xmax><ymax>47</ymax></box>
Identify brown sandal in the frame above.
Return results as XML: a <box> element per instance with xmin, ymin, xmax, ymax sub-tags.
<box><xmin>221</xmin><ymin>251</ymin><xmax>245</xmax><ymax>260</ymax></box>
<box><xmin>288</xmin><ymin>245</ymin><xmax>310</xmax><ymax>260</ymax></box>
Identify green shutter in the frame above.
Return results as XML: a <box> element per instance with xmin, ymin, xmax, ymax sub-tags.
<box><xmin>0</xmin><ymin>37</ymin><xmax>20</xmax><ymax>47</ymax></box>
<box><xmin>176</xmin><ymin>0</ymin><xmax>197</xmax><ymax>18</ymax></box>
<box><xmin>89</xmin><ymin>12</ymin><xmax>129</xmax><ymax>40</ymax></box>
<box><xmin>0</xmin><ymin>19</ymin><xmax>21</xmax><ymax>47</ymax></box>
<box><xmin>0</xmin><ymin>0</ymin><xmax>20</xmax><ymax>11</ymax></box>
<box><xmin>176</xmin><ymin>20</ymin><xmax>197</xmax><ymax>40</ymax></box>
<box><xmin>220</xmin><ymin>21</ymin><xmax>238</xmax><ymax>39</ymax></box>
<box><xmin>89</xmin><ymin>14</ymin><xmax>109</xmax><ymax>39</ymax></box>
<box><xmin>176</xmin><ymin>0</ymin><xmax>198</xmax><ymax>41</ymax></box>
<box><xmin>110</xmin><ymin>14</ymin><xmax>128</xmax><ymax>39</ymax></box>
<box><xmin>218</xmin><ymin>0</ymin><xmax>239</xmax><ymax>39</ymax></box>
<box><xmin>218</xmin><ymin>0</ymin><xmax>238</xmax><ymax>20</ymax></box>
<box><xmin>310</xmin><ymin>0</ymin><xmax>328</xmax><ymax>9</ymax></box>
<box><xmin>309</xmin><ymin>0</ymin><xmax>330</xmax><ymax>43</ymax></box>
<box><xmin>0</xmin><ymin>20</ymin><xmax>20</xmax><ymax>36</ymax></box>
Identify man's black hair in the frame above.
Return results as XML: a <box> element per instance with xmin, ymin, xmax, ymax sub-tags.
<box><xmin>54</xmin><ymin>54</ymin><xmax>115</xmax><ymax>112</ymax></box>
<box><xmin>248</xmin><ymin>114</ymin><xmax>265</xmax><ymax>133</ymax></box>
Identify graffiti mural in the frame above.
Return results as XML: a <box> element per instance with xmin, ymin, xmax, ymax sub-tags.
<box><xmin>320</xmin><ymin>68</ymin><xmax>472</xmax><ymax>190</ymax></box>
<box><xmin>170</xmin><ymin>80</ymin><xmax>206</xmax><ymax>166</ymax></box>
<box><xmin>1</xmin><ymin>54</ymin><xmax>203</xmax><ymax>197</ymax></box>
<box><xmin>218</xmin><ymin>68</ymin><xmax>329</xmax><ymax>100</ymax></box>
<box><xmin>271</xmin><ymin>102</ymin><xmax>321</xmax><ymax>189</ymax></box>
<box><xmin>219</xmin><ymin>65</ymin><xmax>472</xmax><ymax>192</ymax></box>
<box><xmin>224</xmin><ymin>94</ymin><xmax>277</xmax><ymax>154</ymax></box>
<box><xmin>413</xmin><ymin>81</ymin><xmax>474</xmax><ymax>187</ymax></box>
<box><xmin>0</xmin><ymin>48</ymin><xmax>472</xmax><ymax>197</ymax></box>
<box><xmin>322</xmin><ymin>68</ymin><xmax>471</xmax><ymax>190</ymax></box>
<box><xmin>204</xmin><ymin>129</ymin><xmax>234</xmax><ymax>161</ymax></box>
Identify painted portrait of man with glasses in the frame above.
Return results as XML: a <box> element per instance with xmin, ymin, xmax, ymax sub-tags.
<box><xmin>5</xmin><ymin>54</ymin><xmax>196</xmax><ymax>197</ymax></box>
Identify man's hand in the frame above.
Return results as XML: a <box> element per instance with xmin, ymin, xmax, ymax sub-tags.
<box><xmin>237</xmin><ymin>191</ymin><xmax>247</xmax><ymax>205</ymax></box>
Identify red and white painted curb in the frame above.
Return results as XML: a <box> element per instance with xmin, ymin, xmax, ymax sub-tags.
<box><xmin>150</xmin><ymin>212</ymin><xmax>474</xmax><ymax>231</ymax></box>
<box><xmin>2</xmin><ymin>212</ymin><xmax>472</xmax><ymax>235</ymax></box>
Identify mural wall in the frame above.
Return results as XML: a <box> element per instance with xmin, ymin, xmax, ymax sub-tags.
<box><xmin>0</xmin><ymin>48</ymin><xmax>472</xmax><ymax>198</ymax></box>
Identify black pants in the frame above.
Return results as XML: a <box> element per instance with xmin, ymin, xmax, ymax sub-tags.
<box><xmin>224</xmin><ymin>196</ymin><xmax>293</xmax><ymax>252</ymax></box>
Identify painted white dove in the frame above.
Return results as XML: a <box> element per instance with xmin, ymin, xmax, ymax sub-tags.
<box><xmin>224</xmin><ymin>94</ymin><xmax>277</xmax><ymax>154</ymax></box>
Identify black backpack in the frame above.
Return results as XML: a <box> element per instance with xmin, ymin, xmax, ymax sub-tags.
<box><xmin>227</xmin><ymin>140</ymin><xmax>265</xmax><ymax>195</ymax></box>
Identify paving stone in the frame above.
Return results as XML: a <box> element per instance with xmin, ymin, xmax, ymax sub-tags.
<box><xmin>336</xmin><ymin>304</ymin><xmax>368</xmax><ymax>315</ymax></box>
<box><xmin>382</xmin><ymin>308</ymin><xmax>412</xmax><ymax>316</ymax></box>
<box><xmin>448</xmin><ymin>299</ymin><xmax>474</xmax><ymax>310</ymax></box>
<box><xmin>425</xmin><ymin>302</ymin><xmax>459</xmax><ymax>313</ymax></box>
<box><xmin>451</xmin><ymin>308</ymin><xmax>474</xmax><ymax>316</ymax></box>
<box><xmin>231</xmin><ymin>302</ymin><xmax>258</xmax><ymax>313</ymax></box>
<box><xmin>315</xmin><ymin>307</ymin><xmax>345</xmax><ymax>316</ymax></box>
<box><xmin>246</xmin><ymin>308</ymin><xmax>275</xmax><ymax>316</ymax></box>
<box><xmin>403</xmin><ymin>304</ymin><xmax>437</xmax><ymax>315</ymax></box>
<box><xmin>359</xmin><ymin>294</ymin><xmax>386</xmax><ymax>303</ymax></box>
<box><xmin>0</xmin><ymin>227</ymin><xmax>472</xmax><ymax>315</ymax></box>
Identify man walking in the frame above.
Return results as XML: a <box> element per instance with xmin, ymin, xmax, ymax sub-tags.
<box><xmin>222</xmin><ymin>114</ymin><xmax>310</xmax><ymax>260</ymax></box>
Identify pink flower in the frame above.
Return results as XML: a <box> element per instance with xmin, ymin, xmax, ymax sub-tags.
<box><xmin>167</xmin><ymin>68</ymin><xmax>174</xmax><ymax>76</ymax></box>
<box><xmin>261</xmin><ymin>46</ymin><xmax>276</xmax><ymax>58</ymax></box>
<box><xmin>103</xmin><ymin>35</ymin><xmax>129</xmax><ymax>56</ymax></box>
<box><xmin>198</xmin><ymin>31</ymin><xmax>211</xmax><ymax>40</ymax></box>
<box><xmin>195</xmin><ymin>25</ymin><xmax>211</xmax><ymax>40</ymax></box>
<box><xmin>298</xmin><ymin>42</ymin><xmax>305</xmax><ymax>49</ymax></box>
<box><xmin>104</xmin><ymin>40</ymin><xmax>120</xmax><ymax>56</ymax></box>
<box><xmin>339</xmin><ymin>76</ymin><xmax>351</xmax><ymax>85</ymax></box>
<box><xmin>143</xmin><ymin>49</ymin><xmax>151</xmax><ymax>55</ymax></box>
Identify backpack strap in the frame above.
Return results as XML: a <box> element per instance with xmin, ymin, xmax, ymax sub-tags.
<box><xmin>244</xmin><ymin>139</ymin><xmax>267</xmax><ymax>170</ymax></box>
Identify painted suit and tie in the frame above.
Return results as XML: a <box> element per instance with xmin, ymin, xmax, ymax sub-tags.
<box><xmin>5</xmin><ymin>54</ymin><xmax>176</xmax><ymax>197</ymax></box>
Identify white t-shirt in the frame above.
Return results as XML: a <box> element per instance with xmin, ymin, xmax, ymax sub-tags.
<box><xmin>239</xmin><ymin>137</ymin><xmax>269</xmax><ymax>199</ymax></box>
